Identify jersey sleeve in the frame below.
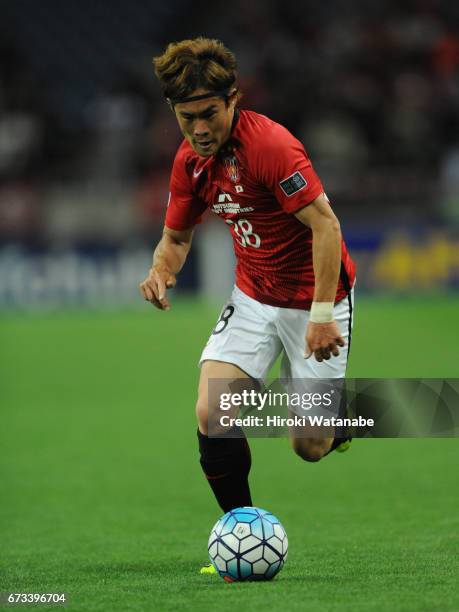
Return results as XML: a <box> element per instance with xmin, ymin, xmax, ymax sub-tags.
<box><xmin>164</xmin><ymin>149</ymin><xmax>208</xmax><ymax>231</ymax></box>
<box><xmin>256</xmin><ymin>124</ymin><xmax>324</xmax><ymax>214</ymax></box>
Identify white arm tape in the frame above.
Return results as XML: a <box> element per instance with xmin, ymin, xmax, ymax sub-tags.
<box><xmin>310</xmin><ymin>301</ymin><xmax>334</xmax><ymax>323</ymax></box>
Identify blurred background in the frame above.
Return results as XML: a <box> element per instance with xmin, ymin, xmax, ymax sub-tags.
<box><xmin>1</xmin><ymin>0</ymin><xmax>458</xmax><ymax>307</ymax></box>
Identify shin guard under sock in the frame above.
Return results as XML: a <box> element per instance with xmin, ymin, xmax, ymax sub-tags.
<box><xmin>197</xmin><ymin>428</ymin><xmax>253</xmax><ymax>513</ymax></box>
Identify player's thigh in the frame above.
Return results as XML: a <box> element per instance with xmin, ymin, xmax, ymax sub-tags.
<box><xmin>279</xmin><ymin>290</ymin><xmax>354</xmax><ymax>380</ymax></box>
<box><xmin>277</xmin><ymin>292</ymin><xmax>353</xmax><ymax>454</ymax></box>
<box><xmin>199</xmin><ymin>286</ymin><xmax>282</xmax><ymax>380</ymax></box>
<box><xmin>196</xmin><ymin>360</ymin><xmax>255</xmax><ymax>435</ymax></box>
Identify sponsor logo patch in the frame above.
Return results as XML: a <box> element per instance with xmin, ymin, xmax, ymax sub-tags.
<box><xmin>279</xmin><ymin>171</ymin><xmax>307</xmax><ymax>197</ymax></box>
<box><xmin>212</xmin><ymin>193</ymin><xmax>254</xmax><ymax>214</ymax></box>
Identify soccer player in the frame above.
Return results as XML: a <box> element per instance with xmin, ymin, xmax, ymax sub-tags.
<box><xmin>139</xmin><ymin>38</ymin><xmax>356</xmax><ymax>573</ymax></box>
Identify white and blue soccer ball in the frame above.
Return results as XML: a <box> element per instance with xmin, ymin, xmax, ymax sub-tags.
<box><xmin>208</xmin><ymin>506</ymin><xmax>288</xmax><ymax>582</ymax></box>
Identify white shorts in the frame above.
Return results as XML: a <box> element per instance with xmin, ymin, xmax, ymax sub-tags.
<box><xmin>199</xmin><ymin>285</ymin><xmax>354</xmax><ymax>381</ymax></box>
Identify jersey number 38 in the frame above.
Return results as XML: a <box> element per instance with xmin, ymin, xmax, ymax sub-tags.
<box><xmin>225</xmin><ymin>218</ymin><xmax>261</xmax><ymax>249</ymax></box>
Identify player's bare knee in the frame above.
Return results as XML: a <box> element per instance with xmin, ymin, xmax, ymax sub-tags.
<box><xmin>291</xmin><ymin>439</ymin><xmax>328</xmax><ymax>463</ymax></box>
<box><xmin>196</xmin><ymin>397</ymin><xmax>209</xmax><ymax>435</ymax></box>
<box><xmin>296</xmin><ymin>447</ymin><xmax>324</xmax><ymax>463</ymax></box>
<box><xmin>196</xmin><ymin>396</ymin><xmax>225</xmax><ymax>436</ymax></box>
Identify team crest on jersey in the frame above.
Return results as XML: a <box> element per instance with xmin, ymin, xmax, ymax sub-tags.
<box><xmin>224</xmin><ymin>155</ymin><xmax>240</xmax><ymax>183</ymax></box>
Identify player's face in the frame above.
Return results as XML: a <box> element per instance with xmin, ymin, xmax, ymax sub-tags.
<box><xmin>174</xmin><ymin>89</ymin><xmax>237</xmax><ymax>157</ymax></box>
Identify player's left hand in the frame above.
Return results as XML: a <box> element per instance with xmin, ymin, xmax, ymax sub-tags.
<box><xmin>305</xmin><ymin>320</ymin><xmax>345</xmax><ymax>362</ymax></box>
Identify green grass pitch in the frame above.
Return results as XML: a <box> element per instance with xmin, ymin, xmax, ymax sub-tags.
<box><xmin>1</xmin><ymin>295</ymin><xmax>458</xmax><ymax>611</ymax></box>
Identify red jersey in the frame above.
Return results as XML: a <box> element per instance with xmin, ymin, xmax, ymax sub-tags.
<box><xmin>165</xmin><ymin>109</ymin><xmax>356</xmax><ymax>309</ymax></box>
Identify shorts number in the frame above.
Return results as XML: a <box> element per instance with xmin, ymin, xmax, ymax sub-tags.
<box><xmin>212</xmin><ymin>305</ymin><xmax>235</xmax><ymax>335</ymax></box>
<box><xmin>226</xmin><ymin>218</ymin><xmax>261</xmax><ymax>248</ymax></box>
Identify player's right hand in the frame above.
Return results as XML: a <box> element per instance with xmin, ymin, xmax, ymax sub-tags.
<box><xmin>139</xmin><ymin>266</ymin><xmax>176</xmax><ymax>310</ymax></box>
<box><xmin>304</xmin><ymin>320</ymin><xmax>345</xmax><ymax>362</ymax></box>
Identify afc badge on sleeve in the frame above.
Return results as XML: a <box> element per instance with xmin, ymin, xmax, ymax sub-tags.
<box><xmin>279</xmin><ymin>171</ymin><xmax>307</xmax><ymax>197</ymax></box>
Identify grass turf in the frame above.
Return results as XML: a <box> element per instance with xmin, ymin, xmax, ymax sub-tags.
<box><xmin>1</xmin><ymin>295</ymin><xmax>459</xmax><ymax>611</ymax></box>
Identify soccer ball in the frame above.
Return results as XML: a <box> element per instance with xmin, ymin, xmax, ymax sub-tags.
<box><xmin>207</xmin><ymin>506</ymin><xmax>288</xmax><ymax>582</ymax></box>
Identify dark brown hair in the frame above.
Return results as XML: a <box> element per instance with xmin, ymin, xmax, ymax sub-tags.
<box><xmin>153</xmin><ymin>37</ymin><xmax>238</xmax><ymax>102</ymax></box>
